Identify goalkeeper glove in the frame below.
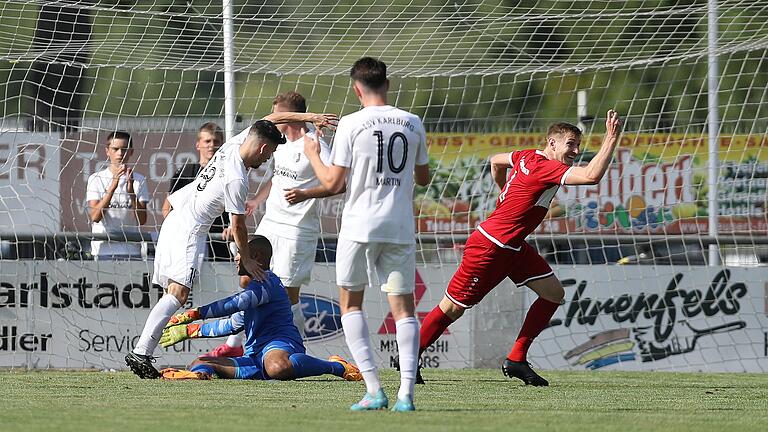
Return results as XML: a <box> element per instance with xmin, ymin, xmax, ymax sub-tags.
<box><xmin>166</xmin><ymin>308</ymin><xmax>201</xmax><ymax>327</ymax></box>
<box><xmin>160</xmin><ymin>323</ymin><xmax>201</xmax><ymax>348</ymax></box>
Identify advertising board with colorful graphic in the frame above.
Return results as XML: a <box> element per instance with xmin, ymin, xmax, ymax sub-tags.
<box><xmin>1</xmin><ymin>131</ymin><xmax>765</xmax><ymax>237</ymax></box>
<box><xmin>419</xmin><ymin>132</ymin><xmax>767</xmax><ymax>235</ymax></box>
<box><xmin>527</xmin><ymin>266</ymin><xmax>768</xmax><ymax>372</ymax></box>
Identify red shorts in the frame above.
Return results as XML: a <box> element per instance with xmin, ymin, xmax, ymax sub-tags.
<box><xmin>445</xmin><ymin>230</ymin><xmax>553</xmax><ymax>308</ymax></box>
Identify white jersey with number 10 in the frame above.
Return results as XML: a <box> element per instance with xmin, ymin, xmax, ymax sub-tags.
<box><xmin>332</xmin><ymin>105</ymin><xmax>429</xmax><ymax>244</ymax></box>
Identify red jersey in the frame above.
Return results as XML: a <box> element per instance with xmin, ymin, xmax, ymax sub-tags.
<box><xmin>478</xmin><ymin>149</ymin><xmax>572</xmax><ymax>249</ymax></box>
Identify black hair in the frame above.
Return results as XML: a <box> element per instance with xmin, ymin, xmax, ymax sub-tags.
<box><xmin>249</xmin><ymin>120</ymin><xmax>287</xmax><ymax>145</ymax></box>
<box><xmin>350</xmin><ymin>57</ymin><xmax>388</xmax><ymax>89</ymax></box>
<box><xmin>247</xmin><ymin>235</ymin><xmax>272</xmax><ymax>270</ymax></box>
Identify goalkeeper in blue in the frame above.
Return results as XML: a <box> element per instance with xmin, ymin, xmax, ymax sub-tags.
<box><xmin>158</xmin><ymin>235</ymin><xmax>362</xmax><ymax>382</ymax></box>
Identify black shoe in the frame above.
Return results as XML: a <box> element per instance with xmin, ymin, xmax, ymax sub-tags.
<box><xmin>502</xmin><ymin>359</ymin><xmax>549</xmax><ymax>386</ymax></box>
<box><xmin>415</xmin><ymin>365</ymin><xmax>425</xmax><ymax>385</ymax></box>
<box><xmin>393</xmin><ymin>357</ymin><xmax>425</xmax><ymax>385</ymax></box>
<box><xmin>125</xmin><ymin>352</ymin><xmax>160</xmax><ymax>379</ymax></box>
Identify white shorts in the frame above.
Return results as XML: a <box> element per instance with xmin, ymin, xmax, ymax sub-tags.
<box><xmin>335</xmin><ymin>239</ymin><xmax>416</xmax><ymax>294</ymax></box>
<box><xmin>255</xmin><ymin>229</ymin><xmax>316</xmax><ymax>288</ymax></box>
<box><xmin>152</xmin><ymin>211</ymin><xmax>206</xmax><ymax>289</ymax></box>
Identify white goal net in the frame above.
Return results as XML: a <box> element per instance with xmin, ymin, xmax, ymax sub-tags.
<box><xmin>1</xmin><ymin>0</ymin><xmax>766</xmax><ymax>372</ymax></box>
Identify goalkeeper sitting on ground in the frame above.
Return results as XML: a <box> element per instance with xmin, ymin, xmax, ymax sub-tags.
<box><xmin>159</xmin><ymin>235</ymin><xmax>361</xmax><ymax>381</ymax></box>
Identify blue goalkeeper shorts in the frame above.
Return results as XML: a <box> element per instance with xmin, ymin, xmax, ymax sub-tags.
<box><xmin>231</xmin><ymin>338</ymin><xmax>305</xmax><ymax>380</ymax></box>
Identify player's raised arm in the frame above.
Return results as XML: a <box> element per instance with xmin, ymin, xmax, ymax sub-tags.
<box><xmin>304</xmin><ymin>134</ymin><xmax>347</xmax><ymax>195</ymax></box>
<box><xmin>564</xmin><ymin>109</ymin><xmax>621</xmax><ymax>185</ymax></box>
<box><xmin>489</xmin><ymin>152</ymin><xmax>513</xmax><ymax>190</ymax></box>
<box><xmin>263</xmin><ymin>112</ymin><xmax>339</xmax><ymax>135</ymax></box>
<box><xmin>230</xmin><ymin>213</ymin><xmax>265</xmax><ymax>280</ymax></box>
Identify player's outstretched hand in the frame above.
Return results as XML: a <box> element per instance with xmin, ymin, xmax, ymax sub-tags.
<box><xmin>283</xmin><ymin>188</ymin><xmax>308</xmax><ymax>205</ymax></box>
<box><xmin>160</xmin><ymin>323</ymin><xmax>201</xmax><ymax>348</ymax></box>
<box><xmin>166</xmin><ymin>308</ymin><xmax>201</xmax><ymax>328</ymax></box>
<box><xmin>605</xmin><ymin>109</ymin><xmax>621</xmax><ymax>139</ymax></box>
<box><xmin>309</xmin><ymin>113</ymin><xmax>339</xmax><ymax>136</ymax></box>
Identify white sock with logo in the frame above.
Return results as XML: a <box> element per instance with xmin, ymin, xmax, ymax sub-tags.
<box><xmin>225</xmin><ymin>333</ymin><xmax>244</xmax><ymax>348</ymax></box>
<box><xmin>133</xmin><ymin>294</ymin><xmax>181</xmax><ymax>356</ymax></box>
<box><xmin>291</xmin><ymin>302</ymin><xmax>306</xmax><ymax>337</ymax></box>
<box><xmin>395</xmin><ymin>316</ymin><xmax>419</xmax><ymax>401</ymax></box>
<box><xmin>341</xmin><ymin>310</ymin><xmax>380</xmax><ymax>394</ymax></box>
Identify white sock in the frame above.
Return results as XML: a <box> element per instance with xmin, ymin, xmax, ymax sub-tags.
<box><xmin>133</xmin><ymin>294</ymin><xmax>181</xmax><ymax>356</ymax></box>
<box><xmin>291</xmin><ymin>302</ymin><xmax>306</xmax><ymax>338</ymax></box>
<box><xmin>341</xmin><ymin>310</ymin><xmax>380</xmax><ymax>394</ymax></box>
<box><xmin>225</xmin><ymin>333</ymin><xmax>244</xmax><ymax>348</ymax></box>
<box><xmin>395</xmin><ymin>316</ymin><xmax>419</xmax><ymax>401</ymax></box>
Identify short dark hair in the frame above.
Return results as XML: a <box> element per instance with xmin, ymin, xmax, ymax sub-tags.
<box><xmin>248</xmin><ymin>235</ymin><xmax>272</xmax><ymax>270</ymax></box>
<box><xmin>198</xmin><ymin>122</ymin><xmax>224</xmax><ymax>143</ymax></box>
<box><xmin>106</xmin><ymin>131</ymin><xmax>132</xmax><ymax>148</ymax></box>
<box><xmin>350</xmin><ymin>57</ymin><xmax>387</xmax><ymax>89</ymax></box>
<box><xmin>273</xmin><ymin>91</ymin><xmax>307</xmax><ymax>113</ymax></box>
<box><xmin>249</xmin><ymin>120</ymin><xmax>287</xmax><ymax>145</ymax></box>
<box><xmin>547</xmin><ymin>122</ymin><xmax>582</xmax><ymax>140</ymax></box>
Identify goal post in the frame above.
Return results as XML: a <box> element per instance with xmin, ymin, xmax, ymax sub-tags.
<box><xmin>0</xmin><ymin>0</ymin><xmax>767</xmax><ymax>371</ymax></box>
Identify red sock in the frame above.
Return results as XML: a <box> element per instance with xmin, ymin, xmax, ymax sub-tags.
<box><xmin>507</xmin><ymin>298</ymin><xmax>560</xmax><ymax>362</ymax></box>
<box><xmin>419</xmin><ymin>306</ymin><xmax>455</xmax><ymax>355</ymax></box>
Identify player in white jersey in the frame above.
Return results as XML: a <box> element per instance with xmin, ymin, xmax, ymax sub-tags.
<box><xmin>125</xmin><ymin>120</ymin><xmax>286</xmax><ymax>379</ymax></box>
<box><xmin>206</xmin><ymin>91</ymin><xmax>334</xmax><ymax>357</ymax></box>
<box><xmin>305</xmin><ymin>57</ymin><xmax>430</xmax><ymax>411</ymax></box>
<box><xmin>258</xmin><ymin>92</ymin><xmax>333</xmax><ymax>335</ymax></box>
<box><xmin>126</xmin><ymin>111</ymin><xmax>339</xmax><ymax>379</ymax></box>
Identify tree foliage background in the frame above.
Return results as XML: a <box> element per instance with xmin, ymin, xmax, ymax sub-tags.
<box><xmin>1</xmin><ymin>0</ymin><xmax>766</xmax><ymax>133</ymax></box>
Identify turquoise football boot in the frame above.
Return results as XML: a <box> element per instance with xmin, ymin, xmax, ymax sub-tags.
<box><xmin>350</xmin><ymin>389</ymin><xmax>389</xmax><ymax>411</ymax></box>
<box><xmin>390</xmin><ymin>397</ymin><xmax>416</xmax><ymax>412</ymax></box>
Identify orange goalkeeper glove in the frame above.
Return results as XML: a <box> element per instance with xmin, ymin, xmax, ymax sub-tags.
<box><xmin>160</xmin><ymin>323</ymin><xmax>201</xmax><ymax>348</ymax></box>
<box><xmin>166</xmin><ymin>308</ymin><xmax>201</xmax><ymax>327</ymax></box>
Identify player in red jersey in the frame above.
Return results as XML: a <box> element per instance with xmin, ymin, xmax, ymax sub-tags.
<box><xmin>417</xmin><ymin>110</ymin><xmax>621</xmax><ymax>386</ymax></box>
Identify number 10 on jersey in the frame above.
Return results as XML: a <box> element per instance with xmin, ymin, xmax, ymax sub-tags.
<box><xmin>373</xmin><ymin>130</ymin><xmax>408</xmax><ymax>174</ymax></box>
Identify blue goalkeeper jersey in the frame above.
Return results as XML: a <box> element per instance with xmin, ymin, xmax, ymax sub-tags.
<box><xmin>197</xmin><ymin>271</ymin><xmax>304</xmax><ymax>356</ymax></box>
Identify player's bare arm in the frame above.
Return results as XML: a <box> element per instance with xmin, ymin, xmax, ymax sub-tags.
<box><xmin>88</xmin><ymin>198</ymin><xmax>109</xmax><ymax>223</ymax></box>
<box><xmin>489</xmin><ymin>153</ymin><xmax>512</xmax><ymax>190</ymax></box>
<box><xmin>230</xmin><ymin>213</ymin><xmax>265</xmax><ymax>280</ymax></box>
<box><xmin>564</xmin><ymin>109</ymin><xmax>621</xmax><ymax>185</ymax></box>
<box><xmin>263</xmin><ymin>112</ymin><xmax>339</xmax><ymax>135</ymax></box>
<box><xmin>304</xmin><ymin>134</ymin><xmax>347</xmax><ymax>195</ymax></box>
<box><xmin>125</xmin><ymin>168</ymin><xmax>147</xmax><ymax>225</ymax></box>
<box><xmin>242</xmin><ymin>178</ymin><xmax>272</xmax><ymax>217</ymax></box>
<box><xmin>415</xmin><ymin>164</ymin><xmax>430</xmax><ymax>187</ymax></box>
<box><xmin>283</xmin><ymin>184</ymin><xmax>339</xmax><ymax>205</ymax></box>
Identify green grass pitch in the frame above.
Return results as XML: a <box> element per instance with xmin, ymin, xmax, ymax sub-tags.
<box><xmin>1</xmin><ymin>369</ymin><xmax>766</xmax><ymax>432</ymax></box>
